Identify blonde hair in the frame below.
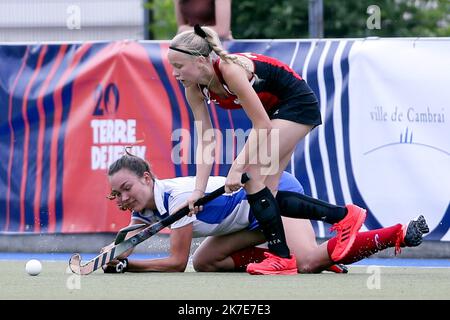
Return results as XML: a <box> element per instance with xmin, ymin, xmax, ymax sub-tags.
<box><xmin>170</xmin><ymin>26</ymin><xmax>250</xmax><ymax>72</ymax></box>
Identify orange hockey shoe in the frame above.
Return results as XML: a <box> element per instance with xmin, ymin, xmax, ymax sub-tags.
<box><xmin>246</xmin><ymin>252</ymin><xmax>298</xmax><ymax>275</ymax></box>
<box><xmin>330</xmin><ymin>204</ymin><xmax>367</xmax><ymax>261</ymax></box>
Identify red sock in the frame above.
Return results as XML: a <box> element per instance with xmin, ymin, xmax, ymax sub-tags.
<box><xmin>327</xmin><ymin>224</ymin><xmax>403</xmax><ymax>264</ymax></box>
<box><xmin>230</xmin><ymin>247</ymin><xmax>269</xmax><ymax>271</ymax></box>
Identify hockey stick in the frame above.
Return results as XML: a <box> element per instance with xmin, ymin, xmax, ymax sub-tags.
<box><xmin>69</xmin><ymin>173</ymin><xmax>250</xmax><ymax>275</ymax></box>
<box><xmin>114</xmin><ymin>223</ymin><xmax>147</xmax><ymax>245</ymax></box>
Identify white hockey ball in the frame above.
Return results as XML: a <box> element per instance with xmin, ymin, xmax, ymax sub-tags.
<box><xmin>25</xmin><ymin>259</ymin><xmax>42</xmax><ymax>276</ymax></box>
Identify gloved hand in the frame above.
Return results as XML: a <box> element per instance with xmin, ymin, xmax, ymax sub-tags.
<box><xmin>102</xmin><ymin>258</ymin><xmax>129</xmax><ymax>273</ymax></box>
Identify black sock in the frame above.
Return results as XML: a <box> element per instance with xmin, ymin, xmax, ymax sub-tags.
<box><xmin>247</xmin><ymin>187</ymin><xmax>290</xmax><ymax>258</ymax></box>
<box><xmin>275</xmin><ymin>191</ymin><xmax>347</xmax><ymax>224</ymax></box>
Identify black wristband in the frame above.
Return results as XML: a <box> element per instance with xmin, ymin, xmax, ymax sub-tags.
<box><xmin>103</xmin><ymin>258</ymin><xmax>129</xmax><ymax>274</ymax></box>
<box><xmin>116</xmin><ymin>258</ymin><xmax>129</xmax><ymax>273</ymax></box>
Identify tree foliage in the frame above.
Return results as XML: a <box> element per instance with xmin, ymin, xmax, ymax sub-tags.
<box><xmin>323</xmin><ymin>0</ymin><xmax>450</xmax><ymax>38</ymax></box>
<box><xmin>145</xmin><ymin>0</ymin><xmax>178</xmax><ymax>40</ymax></box>
<box><xmin>233</xmin><ymin>0</ymin><xmax>450</xmax><ymax>38</ymax></box>
<box><xmin>147</xmin><ymin>0</ymin><xmax>450</xmax><ymax>39</ymax></box>
<box><xmin>231</xmin><ymin>0</ymin><xmax>309</xmax><ymax>38</ymax></box>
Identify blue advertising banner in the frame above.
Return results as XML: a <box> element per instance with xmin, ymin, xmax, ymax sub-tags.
<box><xmin>0</xmin><ymin>39</ymin><xmax>448</xmax><ymax>240</ymax></box>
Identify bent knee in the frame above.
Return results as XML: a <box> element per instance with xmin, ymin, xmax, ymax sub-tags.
<box><xmin>296</xmin><ymin>260</ymin><xmax>322</xmax><ymax>274</ymax></box>
<box><xmin>192</xmin><ymin>259</ymin><xmax>218</xmax><ymax>272</ymax></box>
<box><xmin>297</xmin><ymin>263</ymin><xmax>314</xmax><ymax>274</ymax></box>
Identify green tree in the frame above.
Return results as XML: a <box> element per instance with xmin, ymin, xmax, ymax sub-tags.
<box><xmin>146</xmin><ymin>0</ymin><xmax>450</xmax><ymax>39</ymax></box>
<box><xmin>231</xmin><ymin>0</ymin><xmax>450</xmax><ymax>38</ymax></box>
<box><xmin>144</xmin><ymin>0</ymin><xmax>177</xmax><ymax>40</ymax></box>
<box><xmin>231</xmin><ymin>0</ymin><xmax>309</xmax><ymax>39</ymax></box>
<box><xmin>324</xmin><ymin>0</ymin><xmax>450</xmax><ymax>38</ymax></box>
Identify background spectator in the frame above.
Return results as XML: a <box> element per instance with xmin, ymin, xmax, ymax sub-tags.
<box><xmin>174</xmin><ymin>0</ymin><xmax>233</xmax><ymax>41</ymax></box>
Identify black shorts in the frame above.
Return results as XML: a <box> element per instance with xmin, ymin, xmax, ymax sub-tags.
<box><xmin>268</xmin><ymin>92</ymin><xmax>322</xmax><ymax>127</ymax></box>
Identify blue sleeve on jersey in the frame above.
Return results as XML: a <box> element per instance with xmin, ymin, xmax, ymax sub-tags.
<box><xmin>278</xmin><ymin>172</ymin><xmax>304</xmax><ymax>194</ymax></box>
<box><xmin>131</xmin><ymin>212</ymin><xmax>153</xmax><ymax>224</ymax></box>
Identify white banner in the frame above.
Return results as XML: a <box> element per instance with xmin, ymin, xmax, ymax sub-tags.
<box><xmin>346</xmin><ymin>39</ymin><xmax>450</xmax><ymax>240</ymax></box>
<box><xmin>268</xmin><ymin>38</ymin><xmax>450</xmax><ymax>241</ymax></box>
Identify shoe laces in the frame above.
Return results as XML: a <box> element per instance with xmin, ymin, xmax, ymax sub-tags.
<box><xmin>330</xmin><ymin>221</ymin><xmax>348</xmax><ymax>238</ymax></box>
<box><xmin>262</xmin><ymin>252</ymin><xmax>284</xmax><ymax>262</ymax></box>
<box><xmin>330</xmin><ymin>224</ymin><xmax>340</xmax><ymax>233</ymax></box>
<box><xmin>254</xmin><ymin>252</ymin><xmax>291</xmax><ymax>269</ymax></box>
<box><xmin>329</xmin><ymin>211</ymin><xmax>351</xmax><ymax>234</ymax></box>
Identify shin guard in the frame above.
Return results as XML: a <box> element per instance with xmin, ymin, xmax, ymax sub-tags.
<box><xmin>247</xmin><ymin>187</ymin><xmax>290</xmax><ymax>258</ymax></box>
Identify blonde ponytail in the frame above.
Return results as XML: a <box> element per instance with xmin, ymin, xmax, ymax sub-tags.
<box><xmin>170</xmin><ymin>25</ymin><xmax>251</xmax><ymax>73</ymax></box>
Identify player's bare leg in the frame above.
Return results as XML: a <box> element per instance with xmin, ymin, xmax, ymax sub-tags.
<box><xmin>192</xmin><ymin>229</ymin><xmax>265</xmax><ymax>272</ymax></box>
<box><xmin>246</xmin><ymin>120</ymin><xmax>311</xmax><ymax>275</ymax></box>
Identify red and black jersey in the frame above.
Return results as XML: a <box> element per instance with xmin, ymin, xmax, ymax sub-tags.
<box><xmin>200</xmin><ymin>52</ymin><xmax>313</xmax><ymax>112</ymax></box>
